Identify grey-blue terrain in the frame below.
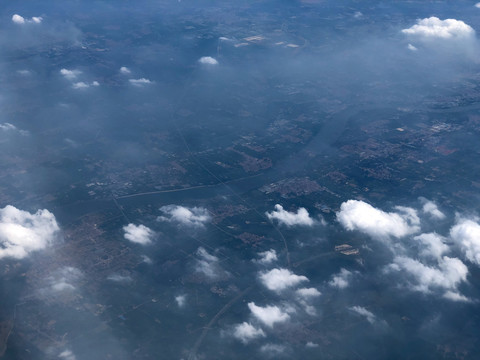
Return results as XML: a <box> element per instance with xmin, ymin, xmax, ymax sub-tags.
<box><xmin>1</xmin><ymin>0</ymin><xmax>480</xmax><ymax>359</ymax></box>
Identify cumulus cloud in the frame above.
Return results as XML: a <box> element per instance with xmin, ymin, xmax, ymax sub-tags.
<box><xmin>123</xmin><ymin>223</ymin><xmax>154</xmax><ymax>245</ymax></box>
<box><xmin>159</xmin><ymin>205</ymin><xmax>210</xmax><ymax>228</ymax></box>
<box><xmin>296</xmin><ymin>287</ymin><xmax>321</xmax><ymax>298</ymax></box>
<box><xmin>47</xmin><ymin>267</ymin><xmax>82</xmax><ymax>293</ymax></box>
<box><xmin>337</xmin><ymin>200</ymin><xmax>420</xmax><ymax>239</ymax></box>
<box><xmin>402</xmin><ymin>17</ymin><xmax>475</xmax><ymax>41</ymax></box>
<box><xmin>233</xmin><ymin>322</ymin><xmax>266</xmax><ymax>344</ymax></box>
<box><xmin>388</xmin><ymin>256</ymin><xmax>468</xmax><ymax>299</ymax></box>
<box><xmin>329</xmin><ymin>268</ymin><xmax>353</xmax><ymax>289</ymax></box>
<box><xmin>195</xmin><ymin>247</ymin><xmax>227</xmax><ymax>280</ymax></box>
<box><xmin>12</xmin><ymin>14</ymin><xmax>25</xmax><ymax>24</ymax></box>
<box><xmin>259</xmin><ymin>268</ymin><xmax>309</xmax><ymax>292</ymax></box>
<box><xmin>450</xmin><ymin>219</ymin><xmax>480</xmax><ymax>265</ymax></box>
<box><xmin>248</xmin><ymin>302</ymin><xmax>290</xmax><ymax>327</ymax></box>
<box><xmin>266</xmin><ymin>204</ymin><xmax>315</xmax><ymax>227</ymax></box>
<box><xmin>60</xmin><ymin>69</ymin><xmax>81</xmax><ymax>80</ymax></box>
<box><xmin>0</xmin><ymin>123</ymin><xmax>28</xmax><ymax>136</ymax></box>
<box><xmin>414</xmin><ymin>233</ymin><xmax>449</xmax><ymax>259</ymax></box>
<box><xmin>129</xmin><ymin>78</ymin><xmax>153</xmax><ymax>86</ymax></box>
<box><xmin>476</xmin><ymin>3</ymin><xmax>480</xmax><ymax>9</ymax></box>
<box><xmin>260</xmin><ymin>343</ymin><xmax>287</xmax><ymax>356</ymax></box>
<box><xmin>120</xmin><ymin>66</ymin><xmax>131</xmax><ymax>74</ymax></box>
<box><xmin>12</xmin><ymin>15</ymin><xmax>43</xmax><ymax>25</ymax></box>
<box><xmin>255</xmin><ymin>249</ymin><xmax>278</xmax><ymax>264</ymax></box>
<box><xmin>198</xmin><ymin>56</ymin><xmax>219</xmax><ymax>65</ymax></box>
<box><xmin>349</xmin><ymin>306</ymin><xmax>376</xmax><ymax>324</ymax></box>
<box><xmin>420</xmin><ymin>198</ymin><xmax>445</xmax><ymax>220</ymax></box>
<box><xmin>175</xmin><ymin>295</ymin><xmax>186</xmax><ymax>308</ymax></box>
<box><xmin>58</xmin><ymin>349</ymin><xmax>76</xmax><ymax>360</ymax></box>
<box><xmin>72</xmin><ymin>81</ymin><xmax>99</xmax><ymax>89</ymax></box>
<box><xmin>0</xmin><ymin>205</ymin><xmax>59</xmax><ymax>259</ymax></box>
<box><xmin>107</xmin><ymin>274</ymin><xmax>132</xmax><ymax>283</ymax></box>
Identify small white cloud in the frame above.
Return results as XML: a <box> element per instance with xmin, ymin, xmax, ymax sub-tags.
<box><xmin>353</xmin><ymin>11</ymin><xmax>363</xmax><ymax>19</ymax></box>
<box><xmin>389</xmin><ymin>256</ymin><xmax>468</xmax><ymax>297</ymax></box>
<box><xmin>123</xmin><ymin>223</ymin><xmax>154</xmax><ymax>245</ymax></box>
<box><xmin>120</xmin><ymin>66</ymin><xmax>131</xmax><ymax>74</ymax></box>
<box><xmin>256</xmin><ymin>249</ymin><xmax>278</xmax><ymax>264</ymax></box>
<box><xmin>141</xmin><ymin>255</ymin><xmax>153</xmax><ymax>264</ymax></box>
<box><xmin>0</xmin><ymin>123</ymin><xmax>28</xmax><ymax>136</ymax></box>
<box><xmin>12</xmin><ymin>14</ymin><xmax>25</xmax><ymax>24</ymax></box>
<box><xmin>17</xmin><ymin>69</ymin><xmax>31</xmax><ymax>76</ymax></box>
<box><xmin>450</xmin><ymin>219</ymin><xmax>480</xmax><ymax>265</ymax></box>
<box><xmin>306</xmin><ymin>342</ymin><xmax>319</xmax><ymax>348</ymax></box>
<box><xmin>414</xmin><ymin>233</ymin><xmax>449</xmax><ymax>259</ymax></box>
<box><xmin>248</xmin><ymin>302</ymin><xmax>290</xmax><ymax>328</ymax></box>
<box><xmin>58</xmin><ymin>349</ymin><xmax>76</xmax><ymax>360</ymax></box>
<box><xmin>259</xmin><ymin>268</ymin><xmax>309</xmax><ymax>292</ymax></box>
<box><xmin>159</xmin><ymin>205</ymin><xmax>210</xmax><ymax>228</ymax></box>
<box><xmin>47</xmin><ymin>267</ymin><xmax>82</xmax><ymax>293</ymax></box>
<box><xmin>60</xmin><ymin>69</ymin><xmax>82</xmax><ymax>80</ymax></box>
<box><xmin>349</xmin><ymin>306</ymin><xmax>376</xmax><ymax>324</ymax></box>
<box><xmin>443</xmin><ymin>291</ymin><xmax>470</xmax><ymax>302</ymax></box>
<box><xmin>0</xmin><ymin>205</ymin><xmax>59</xmax><ymax>259</ymax></box>
<box><xmin>407</xmin><ymin>43</ymin><xmax>418</xmax><ymax>51</ymax></box>
<box><xmin>337</xmin><ymin>200</ymin><xmax>420</xmax><ymax>240</ymax></box>
<box><xmin>260</xmin><ymin>343</ymin><xmax>287</xmax><ymax>356</ymax></box>
<box><xmin>476</xmin><ymin>3</ymin><xmax>480</xmax><ymax>8</ymax></box>
<box><xmin>198</xmin><ymin>56</ymin><xmax>219</xmax><ymax>65</ymax></box>
<box><xmin>31</xmin><ymin>16</ymin><xmax>43</xmax><ymax>24</ymax></box>
<box><xmin>175</xmin><ymin>294</ymin><xmax>186</xmax><ymax>308</ymax></box>
<box><xmin>266</xmin><ymin>204</ymin><xmax>315</xmax><ymax>227</ymax></box>
<box><xmin>129</xmin><ymin>78</ymin><xmax>153</xmax><ymax>86</ymax></box>
<box><xmin>72</xmin><ymin>82</ymin><xmax>89</xmax><ymax>89</ymax></box>
<box><xmin>296</xmin><ymin>287</ymin><xmax>321</xmax><ymax>298</ymax></box>
<box><xmin>233</xmin><ymin>322</ymin><xmax>266</xmax><ymax>344</ymax></box>
<box><xmin>419</xmin><ymin>198</ymin><xmax>445</xmax><ymax>220</ymax></box>
<box><xmin>329</xmin><ymin>268</ymin><xmax>353</xmax><ymax>289</ymax></box>
<box><xmin>402</xmin><ymin>17</ymin><xmax>475</xmax><ymax>41</ymax></box>
<box><xmin>195</xmin><ymin>247</ymin><xmax>227</xmax><ymax>280</ymax></box>
<box><xmin>107</xmin><ymin>274</ymin><xmax>132</xmax><ymax>283</ymax></box>
<box><xmin>91</xmin><ymin>81</ymin><xmax>99</xmax><ymax>87</ymax></box>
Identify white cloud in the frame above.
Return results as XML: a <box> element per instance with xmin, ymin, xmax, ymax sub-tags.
<box><xmin>175</xmin><ymin>295</ymin><xmax>186</xmax><ymax>308</ymax></box>
<box><xmin>12</xmin><ymin>14</ymin><xmax>25</xmax><ymax>24</ymax></box>
<box><xmin>337</xmin><ymin>200</ymin><xmax>420</xmax><ymax>239</ymax></box>
<box><xmin>233</xmin><ymin>322</ymin><xmax>266</xmax><ymax>344</ymax></box>
<box><xmin>259</xmin><ymin>268</ymin><xmax>309</xmax><ymax>292</ymax></box>
<box><xmin>72</xmin><ymin>82</ymin><xmax>89</xmax><ymax>89</ymax></box>
<box><xmin>414</xmin><ymin>233</ymin><xmax>449</xmax><ymax>259</ymax></box>
<box><xmin>402</xmin><ymin>17</ymin><xmax>475</xmax><ymax>41</ymax></box>
<box><xmin>476</xmin><ymin>3</ymin><xmax>480</xmax><ymax>8</ymax></box>
<box><xmin>58</xmin><ymin>349</ymin><xmax>76</xmax><ymax>360</ymax></box>
<box><xmin>388</xmin><ymin>256</ymin><xmax>468</xmax><ymax>298</ymax></box>
<box><xmin>107</xmin><ymin>274</ymin><xmax>132</xmax><ymax>283</ymax></box>
<box><xmin>349</xmin><ymin>306</ymin><xmax>376</xmax><ymax>324</ymax></box>
<box><xmin>159</xmin><ymin>205</ymin><xmax>210</xmax><ymax>228</ymax></box>
<box><xmin>123</xmin><ymin>223</ymin><xmax>154</xmax><ymax>245</ymax></box>
<box><xmin>306</xmin><ymin>342</ymin><xmax>319</xmax><ymax>348</ymax></box>
<box><xmin>260</xmin><ymin>343</ymin><xmax>287</xmax><ymax>356</ymax></box>
<box><xmin>407</xmin><ymin>43</ymin><xmax>418</xmax><ymax>51</ymax></box>
<box><xmin>248</xmin><ymin>302</ymin><xmax>290</xmax><ymax>327</ymax></box>
<box><xmin>198</xmin><ymin>56</ymin><xmax>219</xmax><ymax>65</ymax></box>
<box><xmin>0</xmin><ymin>123</ymin><xmax>28</xmax><ymax>136</ymax></box>
<box><xmin>17</xmin><ymin>69</ymin><xmax>31</xmax><ymax>76</ymax></box>
<box><xmin>129</xmin><ymin>78</ymin><xmax>152</xmax><ymax>86</ymax></box>
<box><xmin>72</xmin><ymin>81</ymin><xmax>99</xmax><ymax>89</ymax></box>
<box><xmin>450</xmin><ymin>219</ymin><xmax>480</xmax><ymax>265</ymax></box>
<box><xmin>443</xmin><ymin>291</ymin><xmax>470</xmax><ymax>302</ymax></box>
<box><xmin>195</xmin><ymin>247</ymin><xmax>227</xmax><ymax>280</ymax></box>
<box><xmin>296</xmin><ymin>287</ymin><xmax>321</xmax><ymax>298</ymax></box>
<box><xmin>12</xmin><ymin>15</ymin><xmax>43</xmax><ymax>25</ymax></box>
<box><xmin>420</xmin><ymin>198</ymin><xmax>445</xmax><ymax>220</ymax></box>
<box><xmin>49</xmin><ymin>267</ymin><xmax>82</xmax><ymax>292</ymax></box>
<box><xmin>31</xmin><ymin>16</ymin><xmax>43</xmax><ymax>24</ymax></box>
<box><xmin>266</xmin><ymin>204</ymin><xmax>315</xmax><ymax>227</ymax></box>
<box><xmin>120</xmin><ymin>66</ymin><xmax>131</xmax><ymax>74</ymax></box>
<box><xmin>0</xmin><ymin>205</ymin><xmax>59</xmax><ymax>259</ymax></box>
<box><xmin>141</xmin><ymin>255</ymin><xmax>152</xmax><ymax>264</ymax></box>
<box><xmin>60</xmin><ymin>69</ymin><xmax>81</xmax><ymax>80</ymax></box>
<box><xmin>256</xmin><ymin>249</ymin><xmax>277</xmax><ymax>264</ymax></box>
<box><xmin>329</xmin><ymin>268</ymin><xmax>353</xmax><ymax>289</ymax></box>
